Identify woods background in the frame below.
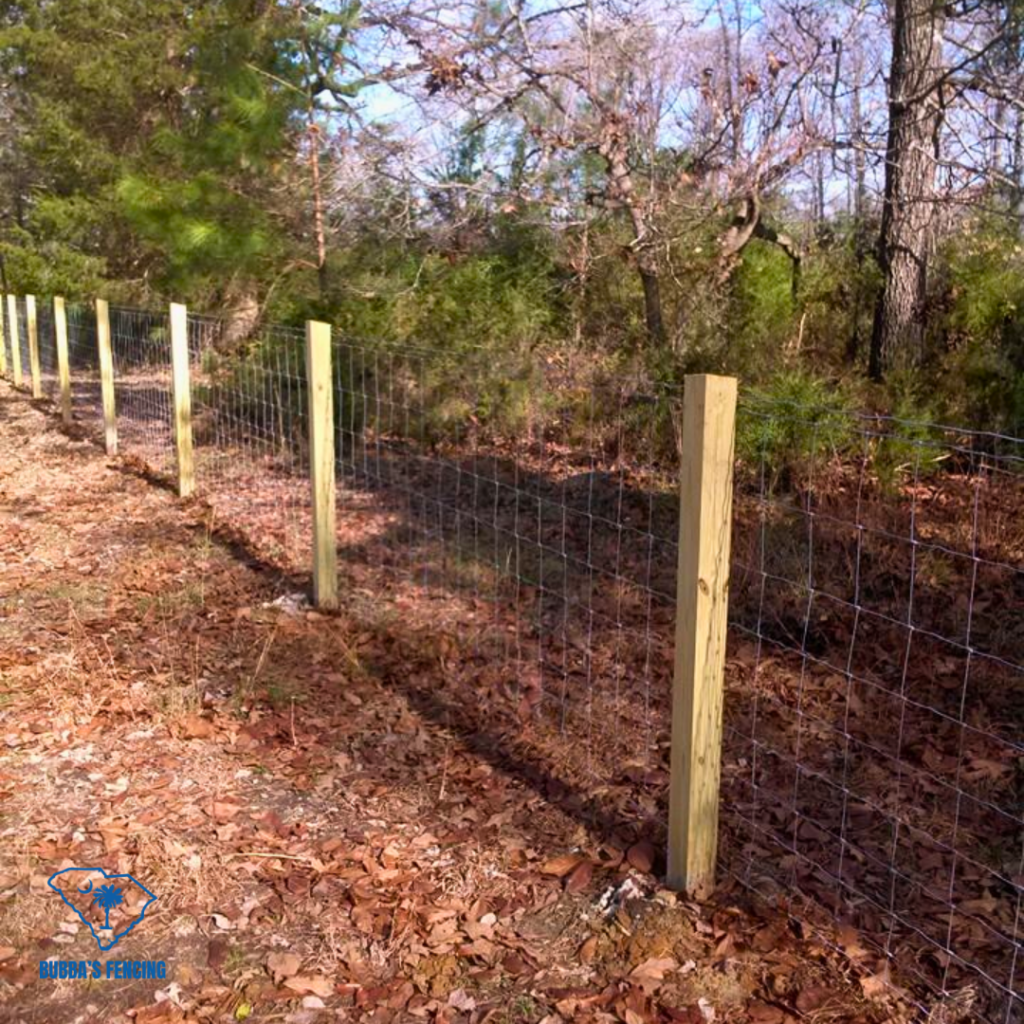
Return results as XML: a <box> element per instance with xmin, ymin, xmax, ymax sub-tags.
<box><xmin>2</xmin><ymin>0</ymin><xmax>1024</xmax><ymax>440</ymax></box>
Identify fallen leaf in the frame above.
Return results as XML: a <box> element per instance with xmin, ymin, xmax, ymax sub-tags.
<box><xmin>629</xmin><ymin>956</ymin><xmax>677</xmax><ymax>994</ymax></box>
<box><xmin>540</xmin><ymin>853</ymin><xmax>582</xmax><ymax>878</ymax></box>
<box><xmin>267</xmin><ymin>951</ymin><xmax>302</xmax><ymax>985</ymax></box>
<box><xmin>565</xmin><ymin>859</ymin><xmax>593</xmax><ymax>893</ymax></box>
<box><xmin>207</xmin><ymin>939</ymin><xmax>229</xmax><ymax>973</ymax></box>
<box><xmin>746</xmin><ymin>1001</ymin><xmax>784</xmax><ymax>1024</ymax></box>
<box><xmin>860</xmin><ymin>965</ymin><xmax>891</xmax><ymax>1001</ymax></box>
<box><xmin>626</xmin><ymin>840</ymin><xmax>655</xmax><ymax>874</ymax></box>
<box><xmin>211</xmin><ymin>801</ymin><xmax>241</xmax><ymax>823</ymax></box>
<box><xmin>795</xmin><ymin>987</ymin><xmax>831</xmax><ymax>1013</ymax></box>
<box><xmin>448</xmin><ymin>989</ymin><xmax>476</xmax><ymax>1012</ymax></box>
<box><xmin>836</xmin><ymin>924</ymin><xmax>869</xmax><ymax>960</ymax></box>
<box><xmin>283</xmin><ymin>974</ymin><xmax>334</xmax><ymax>998</ymax></box>
<box><xmin>180</xmin><ymin>714</ymin><xmax>214</xmax><ymax>740</ymax></box>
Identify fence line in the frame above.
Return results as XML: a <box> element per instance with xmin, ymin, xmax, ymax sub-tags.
<box><xmin>0</xmin><ymin>293</ymin><xmax>1020</xmax><ymax>1024</ymax></box>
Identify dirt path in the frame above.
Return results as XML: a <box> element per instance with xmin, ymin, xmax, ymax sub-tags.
<box><xmin>0</xmin><ymin>383</ymin><xmax>894</xmax><ymax>1024</ymax></box>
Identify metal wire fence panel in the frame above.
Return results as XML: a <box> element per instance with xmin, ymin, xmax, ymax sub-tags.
<box><xmin>0</xmin><ymin>301</ymin><xmax>10</xmax><ymax>382</ymax></box>
<box><xmin>190</xmin><ymin>315</ymin><xmax>313</xmax><ymax>572</ymax></box>
<box><xmin>109</xmin><ymin>306</ymin><xmax>174</xmax><ymax>478</ymax></box>
<box><xmin>66</xmin><ymin>303</ymin><xmax>101</xmax><ymax>434</ymax></box>
<box><xmin>330</xmin><ymin>335</ymin><xmax>683</xmax><ymax>804</ymax></box>
<box><xmin>725</xmin><ymin>402</ymin><xmax>1024</xmax><ymax>1024</ymax></box>
<box><xmin>16</xmin><ymin>297</ymin><xmax>31</xmax><ymax>391</ymax></box>
<box><xmin>0</xmin><ymin>314</ymin><xmax>7</xmax><ymax>383</ymax></box>
<box><xmin>36</xmin><ymin>298</ymin><xmax>58</xmax><ymax>402</ymax></box>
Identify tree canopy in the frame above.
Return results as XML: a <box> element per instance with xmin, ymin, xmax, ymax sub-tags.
<box><xmin>2</xmin><ymin>0</ymin><xmax>1024</xmax><ymax>431</ymax></box>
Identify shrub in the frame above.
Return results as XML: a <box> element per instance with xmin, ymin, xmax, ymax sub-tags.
<box><xmin>737</xmin><ymin>369</ymin><xmax>856</xmax><ymax>489</ymax></box>
<box><xmin>873</xmin><ymin>371</ymin><xmax>950</xmax><ymax>488</ymax></box>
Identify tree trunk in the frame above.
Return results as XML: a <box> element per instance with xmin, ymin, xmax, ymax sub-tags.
<box><xmin>847</xmin><ymin>53</ymin><xmax>870</xmax><ymax>365</ymax></box>
<box><xmin>220</xmin><ymin>289</ymin><xmax>261</xmax><ymax>351</ymax></box>
<box><xmin>1014</xmin><ymin>109</ymin><xmax>1024</xmax><ymax>220</ymax></box>
<box><xmin>599</xmin><ymin>116</ymin><xmax>666</xmax><ymax>345</ymax></box>
<box><xmin>870</xmin><ymin>0</ymin><xmax>947</xmax><ymax>380</ymax></box>
<box><xmin>634</xmin><ymin>231</ymin><xmax>666</xmax><ymax>346</ymax></box>
<box><xmin>308</xmin><ymin>117</ymin><xmax>328</xmax><ymax>298</ymax></box>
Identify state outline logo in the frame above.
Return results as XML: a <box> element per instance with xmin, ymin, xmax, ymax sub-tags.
<box><xmin>46</xmin><ymin>867</ymin><xmax>158</xmax><ymax>952</ymax></box>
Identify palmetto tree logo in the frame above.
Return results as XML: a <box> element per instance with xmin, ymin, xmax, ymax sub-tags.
<box><xmin>92</xmin><ymin>883</ymin><xmax>125</xmax><ymax>930</ymax></box>
<box><xmin>47</xmin><ymin>868</ymin><xmax>157</xmax><ymax>951</ymax></box>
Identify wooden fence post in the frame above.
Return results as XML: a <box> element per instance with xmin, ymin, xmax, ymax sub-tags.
<box><xmin>0</xmin><ymin>295</ymin><xmax>7</xmax><ymax>379</ymax></box>
<box><xmin>96</xmin><ymin>298</ymin><xmax>117</xmax><ymax>455</ymax></box>
<box><xmin>54</xmin><ymin>297</ymin><xmax>72</xmax><ymax>424</ymax></box>
<box><xmin>169</xmin><ymin>303</ymin><xmax>195</xmax><ymax>498</ymax></box>
<box><xmin>306</xmin><ymin>319</ymin><xmax>338</xmax><ymax>609</ymax></box>
<box><xmin>7</xmin><ymin>295</ymin><xmax>22</xmax><ymax>389</ymax></box>
<box><xmin>26</xmin><ymin>294</ymin><xmax>42</xmax><ymax>399</ymax></box>
<box><xmin>667</xmin><ymin>374</ymin><xmax>738</xmax><ymax>899</ymax></box>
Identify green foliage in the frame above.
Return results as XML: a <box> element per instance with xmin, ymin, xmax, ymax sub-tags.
<box><xmin>872</xmin><ymin>371</ymin><xmax>950</xmax><ymax>488</ymax></box>
<box><xmin>0</xmin><ymin>231</ymin><xmax>107</xmax><ymax>298</ymax></box>
<box><xmin>324</xmin><ymin>235</ymin><xmax>563</xmax><ymax>440</ymax></box>
<box><xmin>3</xmin><ymin>0</ymin><xmax>1023</xmax><ymax>454</ymax></box>
<box><xmin>0</xmin><ymin>0</ymin><xmax>358</xmax><ymax>307</ymax></box>
<box><xmin>737</xmin><ymin>369</ymin><xmax>856</xmax><ymax>487</ymax></box>
<box><xmin>727</xmin><ymin>240</ymin><xmax>800</xmax><ymax>371</ymax></box>
<box><xmin>114</xmin><ymin>7</ymin><xmax>309</xmax><ymax>295</ymax></box>
<box><xmin>939</xmin><ymin>221</ymin><xmax>1024</xmax><ymax>435</ymax></box>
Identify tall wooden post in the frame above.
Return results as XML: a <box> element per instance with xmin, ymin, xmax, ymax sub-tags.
<box><xmin>7</xmin><ymin>295</ymin><xmax>22</xmax><ymax>389</ymax></box>
<box><xmin>306</xmin><ymin>319</ymin><xmax>338</xmax><ymax>609</ymax></box>
<box><xmin>26</xmin><ymin>294</ymin><xmax>42</xmax><ymax>399</ymax></box>
<box><xmin>54</xmin><ymin>297</ymin><xmax>72</xmax><ymax>424</ymax></box>
<box><xmin>667</xmin><ymin>374</ymin><xmax>738</xmax><ymax>899</ymax></box>
<box><xmin>0</xmin><ymin>295</ymin><xmax>7</xmax><ymax>379</ymax></box>
<box><xmin>169</xmin><ymin>303</ymin><xmax>195</xmax><ymax>498</ymax></box>
<box><xmin>96</xmin><ymin>298</ymin><xmax>117</xmax><ymax>455</ymax></box>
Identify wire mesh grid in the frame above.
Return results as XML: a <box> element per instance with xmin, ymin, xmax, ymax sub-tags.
<box><xmin>326</xmin><ymin>344</ymin><xmax>1022</xmax><ymax>1022</ymax></box>
<box><xmin>0</xmin><ymin>299</ymin><xmax>10</xmax><ymax>383</ymax></box>
<box><xmin>330</xmin><ymin>335</ymin><xmax>683</xmax><ymax>802</ymax></box>
<box><xmin>65</xmin><ymin>302</ymin><xmax>101</xmax><ymax>432</ymax></box>
<box><xmin>725</xmin><ymin>403</ymin><xmax>1024</xmax><ymax>1024</ymax></box>
<box><xmin>16</xmin><ymin>297</ymin><xmax>31</xmax><ymax>391</ymax></box>
<box><xmin>190</xmin><ymin>314</ymin><xmax>313</xmax><ymax>571</ymax></box>
<box><xmin>108</xmin><ymin>306</ymin><xmax>175</xmax><ymax>478</ymax></box>
<box><xmin>35</xmin><ymin>298</ymin><xmax>58</xmax><ymax>402</ymax></box>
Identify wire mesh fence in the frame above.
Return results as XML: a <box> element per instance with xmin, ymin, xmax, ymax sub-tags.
<box><xmin>66</xmin><ymin>301</ymin><xmax>102</xmax><ymax>435</ymax></box>
<box><xmin>190</xmin><ymin>315</ymin><xmax>313</xmax><ymax>571</ymax></box>
<box><xmin>36</xmin><ymin>298</ymin><xmax>58</xmax><ymax>402</ymax></box>
<box><xmin>16</xmin><ymin>297</ymin><xmax>30</xmax><ymax>390</ymax></box>
<box><xmin>108</xmin><ymin>305</ymin><xmax>175</xmax><ymax>477</ymax></box>
<box><xmin>324</xmin><ymin>339</ymin><xmax>1023</xmax><ymax>1024</ymax></box>
<box><xmin>0</xmin><ymin>301</ymin><xmax>10</xmax><ymax>382</ymax></box>
<box><xmin>329</xmin><ymin>335</ymin><xmax>682</xmax><ymax>794</ymax></box>
<box><xmin>2</xmin><ymin>297</ymin><xmax>1021</xmax><ymax>1024</ymax></box>
<box><xmin>726</xmin><ymin>407</ymin><xmax>1024</xmax><ymax>1024</ymax></box>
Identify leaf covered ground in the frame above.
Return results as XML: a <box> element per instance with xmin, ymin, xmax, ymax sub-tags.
<box><xmin>0</xmin><ymin>384</ymin><xmax>909</xmax><ymax>1024</ymax></box>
